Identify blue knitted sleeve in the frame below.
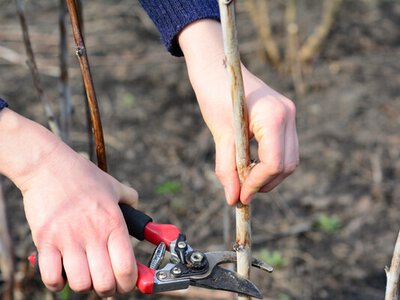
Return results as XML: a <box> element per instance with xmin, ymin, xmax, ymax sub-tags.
<box><xmin>0</xmin><ymin>98</ymin><xmax>8</xmax><ymax>110</ymax></box>
<box><xmin>138</xmin><ymin>0</ymin><xmax>220</xmax><ymax>57</ymax></box>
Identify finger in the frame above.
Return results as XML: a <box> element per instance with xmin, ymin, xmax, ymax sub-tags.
<box><xmin>240</xmin><ymin>121</ymin><xmax>285</xmax><ymax>204</ymax></box>
<box><xmin>259</xmin><ymin>173</ymin><xmax>287</xmax><ymax>193</ymax></box>
<box><xmin>252</xmin><ymin>120</ymin><xmax>299</xmax><ymax>197</ymax></box>
<box><xmin>283</xmin><ymin>117</ymin><xmax>300</xmax><ymax>174</ymax></box>
<box><xmin>244</xmin><ymin>110</ymin><xmax>299</xmax><ymax>204</ymax></box>
<box><xmin>241</xmin><ymin>163</ymin><xmax>280</xmax><ymax>204</ymax></box>
<box><xmin>108</xmin><ymin>226</ymin><xmax>137</xmax><ymax>294</ymax></box>
<box><xmin>38</xmin><ymin>245</ymin><xmax>65</xmax><ymax>292</ymax></box>
<box><xmin>214</xmin><ymin>135</ymin><xmax>241</xmax><ymax>205</ymax></box>
<box><xmin>86</xmin><ymin>242</ymin><xmax>116</xmax><ymax>297</ymax></box>
<box><xmin>62</xmin><ymin>246</ymin><xmax>92</xmax><ymax>293</ymax></box>
<box><xmin>118</xmin><ymin>183</ymin><xmax>139</xmax><ymax>208</ymax></box>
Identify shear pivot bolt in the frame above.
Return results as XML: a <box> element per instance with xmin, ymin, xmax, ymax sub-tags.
<box><xmin>157</xmin><ymin>271</ymin><xmax>167</xmax><ymax>280</ymax></box>
<box><xmin>189</xmin><ymin>251</ymin><xmax>204</xmax><ymax>267</ymax></box>
<box><xmin>171</xmin><ymin>267</ymin><xmax>182</xmax><ymax>275</ymax></box>
<box><xmin>177</xmin><ymin>241</ymin><xmax>187</xmax><ymax>249</ymax></box>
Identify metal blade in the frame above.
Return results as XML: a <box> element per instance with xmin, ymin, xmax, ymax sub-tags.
<box><xmin>251</xmin><ymin>256</ymin><xmax>274</xmax><ymax>273</ymax></box>
<box><xmin>190</xmin><ymin>266</ymin><xmax>263</xmax><ymax>299</ymax></box>
<box><xmin>204</xmin><ymin>251</ymin><xmax>273</xmax><ymax>273</ymax></box>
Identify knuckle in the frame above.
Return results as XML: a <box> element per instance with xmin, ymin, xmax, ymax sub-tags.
<box><xmin>285</xmin><ymin>98</ymin><xmax>297</xmax><ymax>115</ymax></box>
<box><xmin>285</xmin><ymin>159</ymin><xmax>300</xmax><ymax>174</ymax></box>
<box><xmin>271</xmin><ymin>101</ymin><xmax>287</xmax><ymax>123</ymax></box>
<box><xmin>117</xmin><ymin>277</ymin><xmax>137</xmax><ymax>294</ymax></box>
<box><xmin>89</xmin><ymin>265</ymin><xmax>117</xmax><ymax>295</ymax></box>
<box><xmin>215</xmin><ymin>168</ymin><xmax>223</xmax><ymax>180</ymax></box>
<box><xmin>115</xmin><ymin>263</ymin><xmax>136</xmax><ymax>281</ymax></box>
<box><xmin>94</xmin><ymin>281</ymin><xmax>115</xmax><ymax>297</ymax></box>
<box><xmin>285</xmin><ymin>163</ymin><xmax>297</xmax><ymax>174</ymax></box>
<box><xmin>94</xmin><ymin>284</ymin><xmax>115</xmax><ymax>297</ymax></box>
<box><xmin>35</xmin><ymin>223</ymin><xmax>58</xmax><ymax>246</ymax></box>
<box><xmin>106</xmin><ymin>207</ymin><xmax>125</xmax><ymax>228</ymax></box>
<box><xmin>215</xmin><ymin>167</ymin><xmax>227</xmax><ymax>181</ymax></box>
<box><xmin>69</xmin><ymin>278</ymin><xmax>92</xmax><ymax>293</ymax></box>
<box><xmin>108</xmin><ymin>216</ymin><xmax>124</xmax><ymax>232</ymax></box>
<box><xmin>267</xmin><ymin>161</ymin><xmax>284</xmax><ymax>176</ymax></box>
<box><xmin>117</xmin><ymin>282</ymin><xmax>136</xmax><ymax>294</ymax></box>
<box><xmin>43</xmin><ymin>276</ymin><xmax>64</xmax><ymax>292</ymax></box>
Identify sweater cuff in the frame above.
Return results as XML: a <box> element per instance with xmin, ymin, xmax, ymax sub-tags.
<box><xmin>0</xmin><ymin>98</ymin><xmax>8</xmax><ymax>110</ymax></box>
<box><xmin>138</xmin><ymin>1</ymin><xmax>220</xmax><ymax>57</ymax></box>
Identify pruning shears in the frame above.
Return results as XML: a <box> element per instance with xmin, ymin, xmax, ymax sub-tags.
<box><xmin>29</xmin><ymin>204</ymin><xmax>272</xmax><ymax>298</ymax></box>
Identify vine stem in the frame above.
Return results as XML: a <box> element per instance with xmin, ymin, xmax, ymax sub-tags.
<box><xmin>66</xmin><ymin>0</ymin><xmax>107</xmax><ymax>171</ymax></box>
<box><xmin>218</xmin><ymin>1</ymin><xmax>252</xmax><ymax>299</ymax></box>
<box><xmin>386</xmin><ymin>230</ymin><xmax>400</xmax><ymax>300</ymax></box>
<box><xmin>59</xmin><ymin>0</ymin><xmax>72</xmax><ymax>143</ymax></box>
<box><xmin>66</xmin><ymin>1</ymin><xmax>113</xmax><ymax>299</ymax></box>
<box><xmin>15</xmin><ymin>0</ymin><xmax>61</xmax><ymax>138</ymax></box>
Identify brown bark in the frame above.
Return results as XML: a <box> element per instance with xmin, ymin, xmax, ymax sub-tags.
<box><xmin>218</xmin><ymin>1</ymin><xmax>252</xmax><ymax>299</ymax></box>
<box><xmin>66</xmin><ymin>0</ymin><xmax>107</xmax><ymax>171</ymax></box>
<box><xmin>385</xmin><ymin>230</ymin><xmax>400</xmax><ymax>300</ymax></box>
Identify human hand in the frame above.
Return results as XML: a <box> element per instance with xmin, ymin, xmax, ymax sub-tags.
<box><xmin>20</xmin><ymin>140</ymin><xmax>138</xmax><ymax>296</ymax></box>
<box><xmin>179</xmin><ymin>20</ymin><xmax>299</xmax><ymax>205</ymax></box>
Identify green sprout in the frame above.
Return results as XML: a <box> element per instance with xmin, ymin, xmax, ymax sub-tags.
<box><xmin>278</xmin><ymin>294</ymin><xmax>292</xmax><ymax>300</ymax></box>
<box><xmin>259</xmin><ymin>249</ymin><xmax>286</xmax><ymax>269</ymax></box>
<box><xmin>122</xmin><ymin>93</ymin><xmax>136</xmax><ymax>108</ymax></box>
<box><xmin>155</xmin><ymin>180</ymin><xmax>182</xmax><ymax>195</ymax></box>
<box><xmin>57</xmin><ymin>284</ymin><xmax>71</xmax><ymax>300</ymax></box>
<box><xmin>315</xmin><ymin>214</ymin><xmax>341</xmax><ymax>234</ymax></box>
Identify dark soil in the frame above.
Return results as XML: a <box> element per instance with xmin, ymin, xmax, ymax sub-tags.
<box><xmin>1</xmin><ymin>0</ymin><xmax>400</xmax><ymax>299</ymax></box>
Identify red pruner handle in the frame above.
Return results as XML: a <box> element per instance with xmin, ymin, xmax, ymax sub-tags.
<box><xmin>30</xmin><ymin>254</ymin><xmax>158</xmax><ymax>295</ymax></box>
<box><xmin>144</xmin><ymin>222</ymin><xmax>180</xmax><ymax>250</ymax></box>
<box><xmin>119</xmin><ymin>204</ymin><xmax>180</xmax><ymax>249</ymax></box>
<box><xmin>28</xmin><ymin>253</ymin><xmax>41</xmax><ymax>276</ymax></box>
<box><xmin>28</xmin><ymin>253</ymin><xmax>37</xmax><ymax>266</ymax></box>
<box><xmin>136</xmin><ymin>262</ymin><xmax>156</xmax><ymax>294</ymax></box>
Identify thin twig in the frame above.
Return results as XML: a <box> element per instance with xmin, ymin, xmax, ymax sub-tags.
<box><xmin>385</xmin><ymin>230</ymin><xmax>400</xmax><ymax>300</ymax></box>
<box><xmin>370</xmin><ymin>147</ymin><xmax>383</xmax><ymax>200</ymax></box>
<box><xmin>59</xmin><ymin>0</ymin><xmax>72</xmax><ymax>143</ymax></box>
<box><xmin>0</xmin><ymin>45</ymin><xmax>67</xmax><ymax>78</ymax></box>
<box><xmin>66</xmin><ymin>0</ymin><xmax>107</xmax><ymax>171</ymax></box>
<box><xmin>299</xmin><ymin>0</ymin><xmax>343</xmax><ymax>64</ymax></box>
<box><xmin>0</xmin><ymin>45</ymin><xmax>24</xmax><ymax>64</ymax></box>
<box><xmin>75</xmin><ymin>0</ymin><xmax>95</xmax><ymax>161</ymax></box>
<box><xmin>15</xmin><ymin>0</ymin><xmax>61</xmax><ymax>137</ymax></box>
<box><xmin>218</xmin><ymin>1</ymin><xmax>252</xmax><ymax>299</ymax></box>
<box><xmin>244</xmin><ymin>0</ymin><xmax>280</xmax><ymax>69</ymax></box>
<box><xmin>284</xmin><ymin>0</ymin><xmax>305</xmax><ymax>96</ymax></box>
<box><xmin>284</xmin><ymin>0</ymin><xmax>298</xmax><ymax>70</ymax></box>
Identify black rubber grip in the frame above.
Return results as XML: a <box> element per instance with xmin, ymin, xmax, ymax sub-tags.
<box><xmin>119</xmin><ymin>204</ymin><xmax>152</xmax><ymax>241</ymax></box>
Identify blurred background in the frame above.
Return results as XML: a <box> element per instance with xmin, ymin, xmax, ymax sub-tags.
<box><xmin>0</xmin><ymin>0</ymin><xmax>400</xmax><ymax>299</ymax></box>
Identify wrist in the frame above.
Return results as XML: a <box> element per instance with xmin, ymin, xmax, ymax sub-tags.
<box><xmin>179</xmin><ymin>19</ymin><xmax>256</xmax><ymax>93</ymax></box>
<box><xmin>0</xmin><ymin>109</ymin><xmax>62</xmax><ymax>189</ymax></box>
<box><xmin>179</xmin><ymin>19</ymin><xmax>225</xmax><ymax>74</ymax></box>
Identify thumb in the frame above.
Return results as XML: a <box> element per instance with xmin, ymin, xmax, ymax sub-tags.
<box><xmin>118</xmin><ymin>183</ymin><xmax>139</xmax><ymax>208</ymax></box>
<box><xmin>214</xmin><ymin>135</ymin><xmax>240</xmax><ymax>205</ymax></box>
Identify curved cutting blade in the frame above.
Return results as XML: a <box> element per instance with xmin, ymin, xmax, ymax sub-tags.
<box><xmin>204</xmin><ymin>251</ymin><xmax>273</xmax><ymax>273</ymax></box>
<box><xmin>190</xmin><ymin>266</ymin><xmax>263</xmax><ymax>299</ymax></box>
